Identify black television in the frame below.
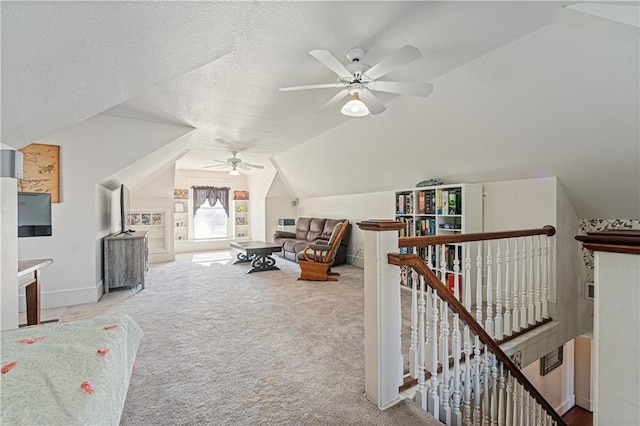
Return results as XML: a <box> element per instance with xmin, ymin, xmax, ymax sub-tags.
<box><xmin>18</xmin><ymin>192</ymin><xmax>52</xmax><ymax>237</ymax></box>
<box><xmin>116</xmin><ymin>184</ymin><xmax>131</xmax><ymax>235</ymax></box>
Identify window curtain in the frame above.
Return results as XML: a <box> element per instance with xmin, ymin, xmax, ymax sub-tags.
<box><xmin>192</xmin><ymin>186</ymin><xmax>230</xmax><ymax>217</ymax></box>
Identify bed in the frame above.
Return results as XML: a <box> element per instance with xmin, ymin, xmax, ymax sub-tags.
<box><xmin>0</xmin><ymin>313</ymin><xmax>143</xmax><ymax>425</ymax></box>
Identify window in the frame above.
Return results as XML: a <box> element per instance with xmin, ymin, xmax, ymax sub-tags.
<box><xmin>194</xmin><ymin>200</ymin><xmax>227</xmax><ymax>239</ymax></box>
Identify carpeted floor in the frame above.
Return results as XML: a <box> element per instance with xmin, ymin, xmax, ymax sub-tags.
<box><xmin>30</xmin><ymin>251</ymin><xmax>441</xmax><ymax>425</ymax></box>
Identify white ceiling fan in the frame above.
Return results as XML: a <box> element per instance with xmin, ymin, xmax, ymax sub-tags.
<box><xmin>279</xmin><ymin>45</ymin><xmax>434</xmax><ymax>117</ymax></box>
<box><xmin>204</xmin><ymin>150</ymin><xmax>264</xmax><ymax>175</ymax></box>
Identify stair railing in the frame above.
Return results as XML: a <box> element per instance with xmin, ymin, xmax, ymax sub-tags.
<box><xmin>357</xmin><ymin>221</ymin><xmax>563</xmax><ymax>425</ymax></box>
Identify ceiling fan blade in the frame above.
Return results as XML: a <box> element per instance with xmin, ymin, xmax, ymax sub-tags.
<box><xmin>279</xmin><ymin>82</ymin><xmax>346</xmax><ymax>92</ymax></box>
<box><xmin>243</xmin><ymin>163</ymin><xmax>264</xmax><ymax>169</ymax></box>
<box><xmin>212</xmin><ymin>159</ymin><xmax>228</xmax><ymax>163</ymax></box>
<box><xmin>359</xmin><ymin>89</ymin><xmax>387</xmax><ymax>115</ymax></box>
<box><xmin>319</xmin><ymin>89</ymin><xmax>350</xmax><ymax>112</ymax></box>
<box><xmin>368</xmin><ymin>81</ymin><xmax>434</xmax><ymax>97</ymax></box>
<box><xmin>309</xmin><ymin>49</ymin><xmax>353</xmax><ymax>79</ymax></box>
<box><xmin>363</xmin><ymin>45</ymin><xmax>422</xmax><ymax>81</ymax></box>
<box><xmin>204</xmin><ymin>164</ymin><xmax>230</xmax><ymax>169</ymax></box>
<box><xmin>237</xmin><ymin>163</ymin><xmax>251</xmax><ymax>171</ymax></box>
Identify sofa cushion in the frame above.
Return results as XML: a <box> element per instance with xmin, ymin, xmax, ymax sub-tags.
<box><xmin>307</xmin><ymin>218</ymin><xmax>326</xmax><ymax>241</ymax></box>
<box><xmin>282</xmin><ymin>239</ymin><xmax>311</xmax><ymax>256</ymax></box>
<box><xmin>295</xmin><ymin>217</ymin><xmax>312</xmax><ymax>240</ymax></box>
<box><xmin>322</xmin><ymin>219</ymin><xmax>345</xmax><ymax>240</ymax></box>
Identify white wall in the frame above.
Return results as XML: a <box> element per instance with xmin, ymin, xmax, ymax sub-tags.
<box><xmin>94</xmin><ymin>185</ymin><xmax>112</xmax><ymax>290</ymax></box>
<box><xmin>265</xmin><ymin>173</ymin><xmax>297</xmax><ymax>243</ymax></box>
<box><xmin>297</xmin><ymin>190</ymin><xmax>395</xmax><ymax>267</ymax></box>
<box><xmin>15</xmin><ymin>114</ymin><xmax>192</xmax><ymax>309</ymax></box>
<box><xmin>593</xmin><ymin>251</ymin><xmax>640</xmax><ymax>425</ymax></box>
<box><xmin>522</xmin><ymin>339</ymin><xmax>576</xmax><ymax>415</ymax></box>
<box><xmin>131</xmin><ymin>165</ymin><xmax>176</xmax><ymax>263</ymax></box>
<box><xmin>574</xmin><ymin>335</ymin><xmax>593</xmax><ymax>411</ymax></box>
<box><xmin>1</xmin><ymin>174</ymin><xmax>19</xmax><ymax>330</ymax></box>
<box><xmin>246</xmin><ymin>167</ymin><xmax>277</xmax><ymax>242</ymax></box>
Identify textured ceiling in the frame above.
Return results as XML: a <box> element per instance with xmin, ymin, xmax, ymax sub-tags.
<box><xmin>2</xmin><ymin>1</ymin><xmax>638</xmax><ymax>218</ymax></box>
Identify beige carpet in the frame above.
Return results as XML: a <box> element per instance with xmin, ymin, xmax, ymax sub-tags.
<box><xmin>32</xmin><ymin>251</ymin><xmax>441</xmax><ymax>425</ymax></box>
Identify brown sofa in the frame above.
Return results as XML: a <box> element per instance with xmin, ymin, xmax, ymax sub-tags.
<box><xmin>273</xmin><ymin>217</ymin><xmax>352</xmax><ymax>265</ymax></box>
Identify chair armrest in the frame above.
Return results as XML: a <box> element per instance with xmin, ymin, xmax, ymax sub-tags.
<box><xmin>308</xmin><ymin>243</ymin><xmax>330</xmax><ymax>251</ymax></box>
<box><xmin>313</xmin><ymin>239</ymin><xmax>329</xmax><ymax>245</ymax></box>
<box><xmin>274</xmin><ymin>231</ymin><xmax>296</xmax><ymax>239</ymax></box>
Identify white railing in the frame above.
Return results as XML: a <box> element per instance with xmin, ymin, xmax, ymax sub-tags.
<box><xmin>400</xmin><ymin>230</ymin><xmax>554</xmax><ymax>342</ymax></box>
<box><xmin>357</xmin><ymin>221</ymin><xmax>563</xmax><ymax>425</ymax></box>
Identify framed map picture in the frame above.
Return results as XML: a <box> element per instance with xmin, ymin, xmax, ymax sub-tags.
<box><xmin>18</xmin><ymin>143</ymin><xmax>60</xmax><ymax>202</ymax></box>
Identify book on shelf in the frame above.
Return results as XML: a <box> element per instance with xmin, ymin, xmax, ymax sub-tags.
<box><xmin>418</xmin><ymin>191</ymin><xmax>425</xmax><ymax>214</ymax></box>
<box><xmin>441</xmin><ymin>190</ymin><xmax>449</xmax><ymax>215</ymax></box>
<box><xmin>436</xmin><ymin>190</ymin><xmax>443</xmax><ymax>214</ymax></box>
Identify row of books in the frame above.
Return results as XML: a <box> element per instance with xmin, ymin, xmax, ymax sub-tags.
<box><xmin>417</xmin><ymin>190</ymin><xmax>436</xmax><ymax>215</ymax></box>
<box><xmin>436</xmin><ymin>189</ymin><xmax>462</xmax><ymax>215</ymax></box>
<box><xmin>415</xmin><ymin>218</ymin><xmax>436</xmax><ymax>236</ymax></box>
<box><xmin>396</xmin><ymin>192</ymin><xmax>414</xmax><ymax>215</ymax></box>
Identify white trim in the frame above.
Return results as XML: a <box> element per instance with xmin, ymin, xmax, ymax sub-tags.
<box><xmin>556</xmin><ymin>394</ymin><xmax>576</xmax><ymax>416</ymax></box>
<box><xmin>18</xmin><ymin>282</ymin><xmax>102</xmax><ymax>311</ymax></box>
<box><xmin>575</xmin><ymin>395</ymin><xmax>592</xmax><ymax>411</ymax></box>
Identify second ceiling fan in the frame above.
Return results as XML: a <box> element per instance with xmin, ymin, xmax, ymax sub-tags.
<box><xmin>204</xmin><ymin>151</ymin><xmax>264</xmax><ymax>176</ymax></box>
<box><xmin>279</xmin><ymin>45</ymin><xmax>434</xmax><ymax>117</ymax></box>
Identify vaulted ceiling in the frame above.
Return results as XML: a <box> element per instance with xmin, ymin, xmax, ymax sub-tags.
<box><xmin>2</xmin><ymin>1</ymin><xmax>638</xmax><ymax>218</ymax></box>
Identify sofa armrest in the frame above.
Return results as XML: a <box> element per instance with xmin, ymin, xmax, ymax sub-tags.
<box><xmin>274</xmin><ymin>230</ymin><xmax>296</xmax><ymax>239</ymax></box>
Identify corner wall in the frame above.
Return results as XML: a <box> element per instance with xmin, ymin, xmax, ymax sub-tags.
<box><xmin>1</xmin><ymin>175</ymin><xmax>19</xmax><ymax>330</ymax></box>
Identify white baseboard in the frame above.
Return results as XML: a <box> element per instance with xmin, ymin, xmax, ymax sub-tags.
<box><xmin>575</xmin><ymin>395</ymin><xmax>592</xmax><ymax>411</ymax></box>
<box><xmin>348</xmin><ymin>254</ymin><xmax>364</xmax><ymax>268</ymax></box>
<box><xmin>556</xmin><ymin>394</ymin><xmax>576</xmax><ymax>415</ymax></box>
<box><xmin>18</xmin><ymin>282</ymin><xmax>102</xmax><ymax>311</ymax></box>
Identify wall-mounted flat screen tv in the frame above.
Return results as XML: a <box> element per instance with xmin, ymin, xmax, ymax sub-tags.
<box><xmin>18</xmin><ymin>192</ymin><xmax>52</xmax><ymax>237</ymax></box>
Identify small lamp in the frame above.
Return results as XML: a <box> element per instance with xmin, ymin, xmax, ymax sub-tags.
<box><xmin>229</xmin><ymin>166</ymin><xmax>240</xmax><ymax>176</ymax></box>
<box><xmin>341</xmin><ymin>92</ymin><xmax>369</xmax><ymax>117</ymax></box>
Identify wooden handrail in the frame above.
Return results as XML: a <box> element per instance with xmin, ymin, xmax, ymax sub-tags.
<box><xmin>399</xmin><ymin>225</ymin><xmax>556</xmax><ymax>248</ymax></box>
<box><xmin>576</xmin><ymin>230</ymin><xmax>640</xmax><ymax>255</ymax></box>
<box><xmin>388</xmin><ymin>252</ymin><xmax>567</xmax><ymax>426</ymax></box>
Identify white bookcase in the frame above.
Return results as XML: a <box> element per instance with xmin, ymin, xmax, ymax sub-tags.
<box><xmin>233</xmin><ymin>199</ymin><xmax>250</xmax><ymax>239</ymax></box>
<box><xmin>173</xmin><ymin>198</ymin><xmax>189</xmax><ymax>241</ymax></box>
<box><xmin>395</xmin><ymin>183</ymin><xmax>483</xmax><ymax>288</ymax></box>
<box><xmin>128</xmin><ymin>211</ymin><xmax>168</xmax><ymax>254</ymax></box>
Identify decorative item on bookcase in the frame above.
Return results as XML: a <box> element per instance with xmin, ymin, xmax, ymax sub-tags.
<box><xmin>173</xmin><ymin>189</ymin><xmax>188</xmax><ymax>199</ymax></box>
<box><xmin>233</xmin><ymin>191</ymin><xmax>249</xmax><ymax>200</ymax></box>
<box><xmin>446</xmin><ymin>273</ymin><xmax>463</xmax><ymax>295</ymax></box>
<box><xmin>235</xmin><ymin>216</ymin><xmax>246</xmax><ymax>226</ymax></box>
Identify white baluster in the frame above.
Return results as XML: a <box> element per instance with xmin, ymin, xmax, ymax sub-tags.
<box><xmin>454</xmin><ymin>245</ymin><xmax>461</xmax><ymax>300</ymax></box>
<box><xmin>441</xmin><ymin>298</ymin><xmax>451</xmax><ymax>425</ymax></box>
<box><xmin>542</xmin><ymin>237</ymin><xmax>549</xmax><ymax>319</ymax></box>
<box><xmin>512</xmin><ymin>380</ymin><xmax>520</xmax><ymax>425</ymax></box>
<box><xmin>535</xmin><ymin>235</ymin><xmax>542</xmax><ymax>322</ymax></box>
<box><xmin>473</xmin><ymin>338</ymin><xmax>481</xmax><ymax>426</ymax></box>
<box><xmin>486</xmin><ymin>242</ymin><xmax>494</xmax><ymax>338</ymax></box>
<box><xmin>495</xmin><ymin>240</ymin><xmax>503</xmax><ymax>340</ymax></box>
<box><xmin>490</xmin><ymin>355</ymin><xmax>498</xmax><ymax>426</ymax></box>
<box><xmin>482</xmin><ymin>350</ymin><xmax>490</xmax><ymax>426</ymax></box>
<box><xmin>463</xmin><ymin>247</ymin><xmax>473</xmax><ymax>425</ymax></box>
<box><xmin>527</xmin><ymin>237</ymin><xmax>535</xmax><ymax>326</ymax></box>
<box><xmin>476</xmin><ymin>242</ymin><xmax>483</xmax><ymax>325</ymax></box>
<box><xmin>498</xmin><ymin>364</ymin><xmax>506</xmax><ymax>426</ymax></box>
<box><xmin>463</xmin><ymin>324</ymin><xmax>472</xmax><ymax>425</ymax></box>
<box><xmin>512</xmin><ymin>239</ymin><xmax>520</xmax><ymax>333</ymax></box>
<box><xmin>415</xmin><ymin>275</ymin><xmax>428</xmax><ymax>409</ymax></box>
<box><xmin>410</xmin><ymin>269</ymin><xmax>419</xmax><ymax>378</ymax></box>
<box><xmin>504</xmin><ymin>240</ymin><xmax>512</xmax><ymax>337</ymax></box>
<box><xmin>520</xmin><ymin>238</ymin><xmax>528</xmax><ymax>329</ymax></box>
<box><xmin>522</xmin><ymin>384</ymin><xmax>529</xmax><ymax>426</ymax></box>
<box><xmin>525</xmin><ymin>391</ymin><xmax>532</xmax><ymax>426</ymax></box>
<box><xmin>452</xmin><ymin>308</ymin><xmax>462</xmax><ymax>426</ymax></box>
<box><xmin>425</xmin><ymin>247</ymin><xmax>433</xmax><ymax>370</ymax></box>
<box><xmin>428</xmin><ymin>288</ymin><xmax>440</xmax><ymax>419</ymax></box>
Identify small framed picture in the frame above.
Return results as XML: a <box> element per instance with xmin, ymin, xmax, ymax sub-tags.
<box><xmin>175</xmin><ymin>202</ymin><xmax>185</xmax><ymax>213</ymax></box>
<box><xmin>141</xmin><ymin>214</ymin><xmax>151</xmax><ymax>225</ymax></box>
<box><xmin>129</xmin><ymin>213</ymin><xmax>141</xmax><ymax>225</ymax></box>
<box><xmin>540</xmin><ymin>346</ymin><xmax>563</xmax><ymax>376</ymax></box>
<box><xmin>152</xmin><ymin>213</ymin><xmax>163</xmax><ymax>225</ymax></box>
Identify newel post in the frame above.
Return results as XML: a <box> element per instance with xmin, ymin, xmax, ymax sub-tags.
<box><xmin>357</xmin><ymin>220</ymin><xmax>405</xmax><ymax>409</ymax></box>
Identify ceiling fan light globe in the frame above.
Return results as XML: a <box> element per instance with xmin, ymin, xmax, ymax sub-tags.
<box><xmin>341</xmin><ymin>99</ymin><xmax>369</xmax><ymax>117</ymax></box>
<box><xmin>229</xmin><ymin>169</ymin><xmax>240</xmax><ymax>176</ymax></box>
